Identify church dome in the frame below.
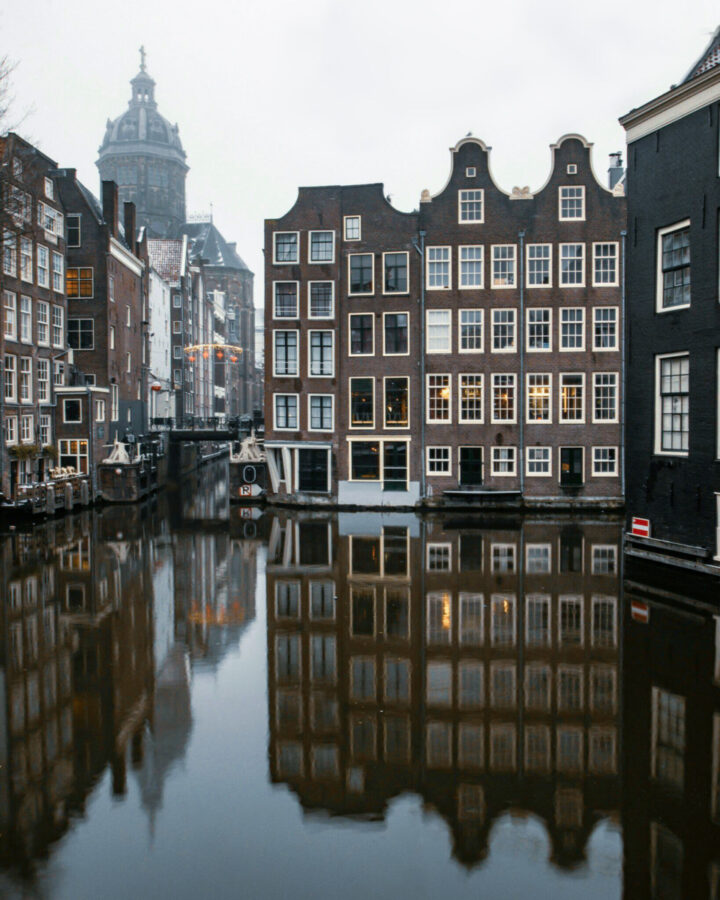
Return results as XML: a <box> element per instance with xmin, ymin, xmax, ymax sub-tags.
<box><xmin>97</xmin><ymin>52</ymin><xmax>187</xmax><ymax>167</ymax></box>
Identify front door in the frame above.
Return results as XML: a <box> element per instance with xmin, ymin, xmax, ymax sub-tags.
<box><xmin>560</xmin><ymin>447</ymin><xmax>583</xmax><ymax>486</ymax></box>
<box><xmin>459</xmin><ymin>447</ymin><xmax>483</xmax><ymax>486</ymax></box>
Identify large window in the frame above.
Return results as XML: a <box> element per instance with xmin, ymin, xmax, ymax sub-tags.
<box><xmin>593</xmin><ymin>373</ymin><xmax>618</xmax><ymax>422</ymax></box>
<box><xmin>308</xmin><ymin>282</ymin><xmax>334</xmax><ymax>318</ymax></box>
<box><xmin>350</xmin><ymin>377</ymin><xmax>374</xmax><ymax>428</ymax></box>
<box><xmin>527</xmin><ymin>374</ymin><xmax>551</xmax><ymax>422</ymax></box>
<box><xmin>459</xmin><ymin>374</ymin><xmax>483</xmax><ymax>422</ymax></box>
<box><xmin>593</xmin><ymin>243</ymin><xmax>618</xmax><ymax>286</ymax></box>
<box><xmin>273</xmin><ymin>232</ymin><xmax>298</xmax><ymax>264</ymax></box>
<box><xmin>459</xmin><ymin>245</ymin><xmax>483</xmax><ymax>288</ymax></box>
<box><xmin>384</xmin><ymin>377</ymin><xmax>409</xmax><ymax>427</ymax></box>
<box><xmin>384</xmin><ymin>313</ymin><xmax>408</xmax><ymax>354</ymax></box>
<box><xmin>492</xmin><ymin>373</ymin><xmax>516</xmax><ymax>423</ymax></box>
<box><xmin>383</xmin><ymin>252</ymin><xmax>408</xmax><ymax>293</ymax></box>
<box><xmin>492</xmin><ymin>309</ymin><xmax>516</xmax><ymax>352</ymax></box>
<box><xmin>349</xmin><ymin>314</ymin><xmax>374</xmax><ymax>355</ymax></box>
<box><xmin>657</xmin><ymin>353</ymin><xmax>689</xmax><ymax>453</ymax></box>
<box><xmin>491</xmin><ymin>245</ymin><xmax>516</xmax><ymax>288</ymax></box>
<box><xmin>66</xmin><ymin>267</ymin><xmax>94</xmax><ymax>298</ymax></box>
<box><xmin>560</xmin><ymin>243</ymin><xmax>585</xmax><ymax>286</ymax></box>
<box><xmin>458</xmin><ymin>189</ymin><xmax>484</xmax><ymax>223</ymax></box>
<box><xmin>68</xmin><ymin>318</ymin><xmax>94</xmax><ymax>350</ymax></box>
<box><xmin>459</xmin><ymin>309</ymin><xmax>483</xmax><ymax>352</ymax></box>
<box><xmin>559</xmin><ymin>186</ymin><xmax>585</xmax><ymax>220</ymax></box>
<box><xmin>527</xmin><ymin>244</ymin><xmax>551</xmax><ymax>287</ymax></box>
<box><xmin>273</xmin><ymin>330</ymin><xmax>298</xmax><ymax>376</ymax></box>
<box><xmin>658</xmin><ymin>221</ymin><xmax>690</xmax><ymax>310</ymax></box>
<box><xmin>427</xmin><ymin>309</ymin><xmax>451</xmax><ymax>353</ymax></box>
<box><xmin>427</xmin><ymin>374</ymin><xmax>451</xmax><ymax>422</ymax></box>
<box><xmin>309</xmin><ymin>331</ymin><xmax>333</xmax><ymax>376</ymax></box>
<box><xmin>527</xmin><ymin>308</ymin><xmax>551</xmax><ymax>351</ymax></box>
<box><xmin>560</xmin><ymin>373</ymin><xmax>584</xmax><ymax>422</ymax></box>
<box><xmin>349</xmin><ymin>254</ymin><xmax>374</xmax><ymax>294</ymax></box>
<box><xmin>593</xmin><ymin>307</ymin><xmax>618</xmax><ymax>350</ymax></box>
<box><xmin>427</xmin><ymin>247</ymin><xmax>450</xmax><ymax>289</ymax></box>
<box><xmin>274</xmin><ymin>282</ymin><xmax>298</xmax><ymax>318</ymax></box>
<box><xmin>309</xmin><ymin>230</ymin><xmax>334</xmax><ymax>263</ymax></box>
<box><xmin>274</xmin><ymin>394</ymin><xmax>298</xmax><ymax>429</ymax></box>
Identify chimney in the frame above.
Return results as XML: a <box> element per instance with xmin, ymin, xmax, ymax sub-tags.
<box><xmin>124</xmin><ymin>201</ymin><xmax>137</xmax><ymax>253</ymax></box>
<box><xmin>608</xmin><ymin>152</ymin><xmax>624</xmax><ymax>190</ymax></box>
<box><xmin>102</xmin><ymin>181</ymin><xmax>119</xmax><ymax>237</ymax></box>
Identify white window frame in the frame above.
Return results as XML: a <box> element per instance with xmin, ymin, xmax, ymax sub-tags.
<box><xmin>426</xmin><ymin>309</ymin><xmax>451</xmax><ymax>354</ymax></box>
<box><xmin>348</xmin><ymin>313</ymin><xmax>374</xmax><ymax>357</ymax></box>
<box><xmin>307</xmin><ymin>330</ymin><xmax>335</xmax><ymax>378</ymax></box>
<box><xmin>592</xmin><ymin>446</ymin><xmax>619</xmax><ymax>477</ymax></box>
<box><xmin>458</xmin><ymin>245</ymin><xmax>484</xmax><ymax>289</ymax></box>
<box><xmin>308</xmin><ymin>394</ymin><xmax>334</xmax><ymax>432</ymax></box>
<box><xmin>273</xmin><ymin>393</ymin><xmax>300</xmax><ymax>431</ymax></box>
<box><xmin>272</xmin><ymin>329</ymin><xmax>299</xmax><ymax>377</ymax></box>
<box><xmin>559</xmin><ymin>373</ymin><xmax>585</xmax><ymax>424</ymax></box>
<box><xmin>656</xmin><ymin>220</ymin><xmax>691</xmax><ymax>312</ymax></box>
<box><xmin>348</xmin><ymin>252</ymin><xmax>375</xmax><ymax>296</ymax></box>
<box><xmin>526</xmin><ymin>446</ymin><xmax>552</xmax><ymax>477</ymax></box>
<box><xmin>491</xmin><ymin>244</ymin><xmax>517</xmax><ymax>289</ymax></box>
<box><xmin>382</xmin><ymin>311</ymin><xmax>410</xmax><ymax>357</ymax></box>
<box><xmin>526</xmin><ymin>243</ymin><xmax>552</xmax><ymax>288</ymax></box>
<box><xmin>308</xmin><ymin>230</ymin><xmax>335</xmax><ymax>264</ymax></box>
<box><xmin>382</xmin><ymin>251</ymin><xmax>409</xmax><ymax>295</ymax></box>
<box><xmin>426</xmin><ymin>446</ymin><xmax>452</xmax><ymax>476</ymax></box>
<box><xmin>592</xmin><ymin>372</ymin><xmax>619</xmax><ymax>423</ymax></box>
<box><xmin>655</xmin><ymin>351</ymin><xmax>689</xmax><ymax>456</ymax></box>
<box><xmin>559</xmin><ymin>185</ymin><xmax>586</xmax><ymax>221</ymax></box>
<box><xmin>592</xmin><ymin>242</ymin><xmax>619</xmax><ymax>287</ymax></box>
<box><xmin>592</xmin><ymin>306</ymin><xmax>618</xmax><ymax>351</ymax></box>
<box><xmin>491</xmin><ymin>446</ymin><xmax>517</xmax><ymax>477</ymax></box>
<box><xmin>458</xmin><ymin>373</ymin><xmax>484</xmax><ymax>424</ymax></box>
<box><xmin>560</xmin><ymin>243</ymin><xmax>585</xmax><ymax>287</ymax></box>
<box><xmin>272</xmin><ymin>231</ymin><xmax>300</xmax><ymax>265</ymax></box>
<box><xmin>426</xmin><ymin>246</ymin><xmax>451</xmax><ymax>290</ymax></box>
<box><xmin>343</xmin><ymin>216</ymin><xmax>361</xmax><ymax>241</ymax></box>
<box><xmin>458</xmin><ymin>189</ymin><xmax>484</xmax><ymax>224</ymax></box>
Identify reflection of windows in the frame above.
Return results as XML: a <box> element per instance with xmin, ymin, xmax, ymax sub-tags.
<box><xmin>652</xmin><ymin>688</ymin><xmax>685</xmax><ymax>789</ymax></box>
<box><xmin>427</xmin><ymin>592</ymin><xmax>452</xmax><ymax>643</ymax></box>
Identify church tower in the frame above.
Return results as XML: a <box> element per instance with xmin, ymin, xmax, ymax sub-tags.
<box><xmin>97</xmin><ymin>49</ymin><xmax>188</xmax><ymax>238</ymax></box>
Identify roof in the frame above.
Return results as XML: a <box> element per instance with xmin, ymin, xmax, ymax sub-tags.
<box><xmin>148</xmin><ymin>239</ymin><xmax>185</xmax><ymax>285</ymax></box>
<box><xmin>683</xmin><ymin>25</ymin><xmax>720</xmax><ymax>83</ymax></box>
<box><xmin>179</xmin><ymin>221</ymin><xmax>252</xmax><ymax>273</ymax></box>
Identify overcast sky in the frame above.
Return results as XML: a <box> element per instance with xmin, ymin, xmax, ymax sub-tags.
<box><xmin>2</xmin><ymin>0</ymin><xmax>718</xmax><ymax>305</ymax></box>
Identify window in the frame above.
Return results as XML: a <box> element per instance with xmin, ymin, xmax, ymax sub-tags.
<box><xmin>66</xmin><ymin>267</ymin><xmax>93</xmax><ymax>298</ymax></box>
<box><xmin>527</xmin><ymin>373</ymin><xmax>551</xmax><ymax>422</ymax></box>
<box><xmin>349</xmin><ymin>253</ymin><xmax>374</xmax><ymax>294</ymax></box>
<box><xmin>20</xmin><ymin>238</ymin><xmax>32</xmax><ymax>282</ymax></box>
<box><xmin>309</xmin><ymin>330</ymin><xmax>333</xmax><ymax>376</ymax></box>
<box><xmin>308</xmin><ymin>282</ymin><xmax>334</xmax><ymax>318</ymax></box>
<box><xmin>274</xmin><ymin>394</ymin><xmax>298</xmax><ymax>429</ymax></box>
<box><xmin>427</xmin><ymin>246</ymin><xmax>450</xmax><ymax>289</ymax></box>
<box><xmin>593</xmin><ymin>447</ymin><xmax>618</xmax><ymax>475</ymax></box>
<box><xmin>4</xmin><ymin>354</ymin><xmax>16</xmax><ymax>401</ymax></box>
<box><xmin>349</xmin><ymin>314</ymin><xmax>373</xmax><ymax>355</ymax></box>
<box><xmin>459</xmin><ymin>309</ymin><xmax>483</xmax><ymax>352</ymax></box>
<box><xmin>459</xmin><ymin>245</ymin><xmax>483</xmax><ymax>288</ymax></box>
<box><xmin>560</xmin><ymin>308</ymin><xmax>585</xmax><ymax>351</ymax></box>
<box><xmin>527</xmin><ymin>307</ymin><xmax>551</xmax><ymax>351</ymax></box>
<box><xmin>51</xmin><ymin>306</ymin><xmax>63</xmax><ymax>348</ymax></box>
<box><xmin>658</xmin><ymin>221</ymin><xmax>690</xmax><ymax>310</ymax></box>
<box><xmin>560</xmin><ymin>373</ymin><xmax>584</xmax><ymax>422</ymax></box>
<box><xmin>527</xmin><ymin>244</ymin><xmax>551</xmax><ymax>287</ymax></box>
<box><xmin>383</xmin><ymin>252</ymin><xmax>408</xmax><ymax>293</ymax></box>
<box><xmin>593</xmin><ymin>373</ymin><xmax>618</xmax><ymax>422</ymax></box>
<box><xmin>344</xmin><ymin>216</ymin><xmax>360</xmax><ymax>240</ymax></box>
<box><xmin>37</xmin><ymin>245</ymin><xmax>49</xmax><ymax>288</ymax></box>
<box><xmin>427</xmin><ymin>446</ymin><xmax>451</xmax><ymax>475</ymax></box>
<box><xmin>593</xmin><ymin>243</ymin><xmax>618</xmax><ymax>286</ymax></box>
<box><xmin>273</xmin><ymin>232</ymin><xmax>298</xmax><ymax>264</ymax></box>
<box><xmin>492</xmin><ymin>373</ymin><xmax>516</xmax><ymax>422</ymax></box>
<box><xmin>273</xmin><ymin>330</ymin><xmax>298</xmax><ymax>376</ymax></box>
<box><xmin>68</xmin><ymin>319</ymin><xmax>94</xmax><ymax>350</ymax></box>
<box><xmin>593</xmin><ymin>307</ymin><xmax>618</xmax><ymax>350</ymax></box>
<box><xmin>3</xmin><ymin>229</ymin><xmax>16</xmax><ymax>277</ymax></box>
<box><xmin>350</xmin><ymin>377</ymin><xmax>374</xmax><ymax>427</ymax></box>
<box><xmin>309</xmin><ymin>230</ymin><xmax>334</xmax><ymax>263</ymax></box>
<box><xmin>3</xmin><ymin>291</ymin><xmax>16</xmax><ymax>340</ymax></box>
<box><xmin>4</xmin><ymin>415</ymin><xmax>17</xmax><ymax>444</ymax></box>
<box><xmin>274</xmin><ymin>282</ymin><xmax>298</xmax><ymax>318</ymax></box>
<box><xmin>459</xmin><ymin>189</ymin><xmax>484</xmax><ymax>223</ymax></box>
<box><xmin>384</xmin><ymin>377</ymin><xmax>409</xmax><ymax>427</ymax></box>
<box><xmin>492</xmin><ymin>308</ymin><xmax>516</xmax><ymax>351</ymax></box>
<box><xmin>492</xmin><ymin>447</ymin><xmax>516</xmax><ymax>475</ymax></box>
<box><xmin>37</xmin><ymin>359</ymin><xmax>50</xmax><ymax>403</ymax></box>
<box><xmin>459</xmin><ymin>374</ymin><xmax>483</xmax><ymax>422</ymax></box>
<box><xmin>19</xmin><ymin>296</ymin><xmax>31</xmax><ymax>343</ymax></box>
<box><xmin>19</xmin><ymin>357</ymin><xmax>32</xmax><ymax>402</ymax></box>
<box><xmin>52</xmin><ymin>252</ymin><xmax>63</xmax><ymax>292</ymax></box>
<box><xmin>427</xmin><ymin>309</ymin><xmax>451</xmax><ymax>353</ymax></box>
<box><xmin>527</xmin><ymin>446</ymin><xmax>551</xmax><ymax>476</ymax></box>
<box><xmin>384</xmin><ymin>312</ymin><xmax>408</xmax><ymax>354</ymax></box>
<box><xmin>560</xmin><ymin>243</ymin><xmax>585</xmax><ymax>286</ymax></box>
<box><xmin>491</xmin><ymin>244</ymin><xmax>516</xmax><ymax>288</ymax></box>
<box><xmin>559</xmin><ymin>185</ymin><xmax>585</xmax><ymax>220</ymax></box>
<box><xmin>309</xmin><ymin>395</ymin><xmax>333</xmax><ymax>431</ymax></box>
<box><xmin>63</xmin><ymin>398</ymin><xmax>82</xmax><ymax>424</ymax></box>
<box><xmin>427</xmin><ymin>374</ymin><xmax>451</xmax><ymax>422</ymax></box>
<box><xmin>66</xmin><ymin>214</ymin><xmax>81</xmax><ymax>247</ymax></box>
<box><xmin>657</xmin><ymin>354</ymin><xmax>689</xmax><ymax>453</ymax></box>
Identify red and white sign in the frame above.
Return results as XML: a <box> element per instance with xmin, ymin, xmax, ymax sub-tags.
<box><xmin>631</xmin><ymin>600</ymin><xmax>650</xmax><ymax>624</ymax></box>
<box><xmin>631</xmin><ymin>517</ymin><xmax>651</xmax><ymax>537</ymax></box>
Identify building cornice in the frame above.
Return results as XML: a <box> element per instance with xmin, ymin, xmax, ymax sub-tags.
<box><xmin>620</xmin><ymin>66</ymin><xmax>720</xmax><ymax>143</ymax></box>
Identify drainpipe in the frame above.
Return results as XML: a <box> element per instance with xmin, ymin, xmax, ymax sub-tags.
<box><xmin>518</xmin><ymin>231</ymin><xmax>525</xmax><ymax>498</ymax></box>
<box><xmin>412</xmin><ymin>230</ymin><xmax>426</xmax><ymax>501</ymax></box>
<box><xmin>620</xmin><ymin>229</ymin><xmax>627</xmax><ymax>502</ymax></box>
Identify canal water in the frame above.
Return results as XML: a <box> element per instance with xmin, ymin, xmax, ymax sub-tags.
<box><xmin>0</xmin><ymin>460</ymin><xmax>717</xmax><ymax>899</ymax></box>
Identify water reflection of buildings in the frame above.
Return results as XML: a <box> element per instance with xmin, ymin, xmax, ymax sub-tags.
<box><xmin>623</xmin><ymin>584</ymin><xmax>720</xmax><ymax>899</ymax></box>
<box><xmin>266</xmin><ymin>513</ymin><xmax>622</xmax><ymax>869</ymax></box>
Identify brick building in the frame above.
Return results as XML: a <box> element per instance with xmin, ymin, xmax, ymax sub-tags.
<box><xmin>1</xmin><ymin>134</ymin><xmax>67</xmax><ymax>499</ymax></box>
<box><xmin>621</xmin><ymin>28</ymin><xmax>720</xmax><ymax>569</ymax></box>
<box><xmin>264</xmin><ymin>135</ymin><xmax>626</xmax><ymax>508</ymax></box>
